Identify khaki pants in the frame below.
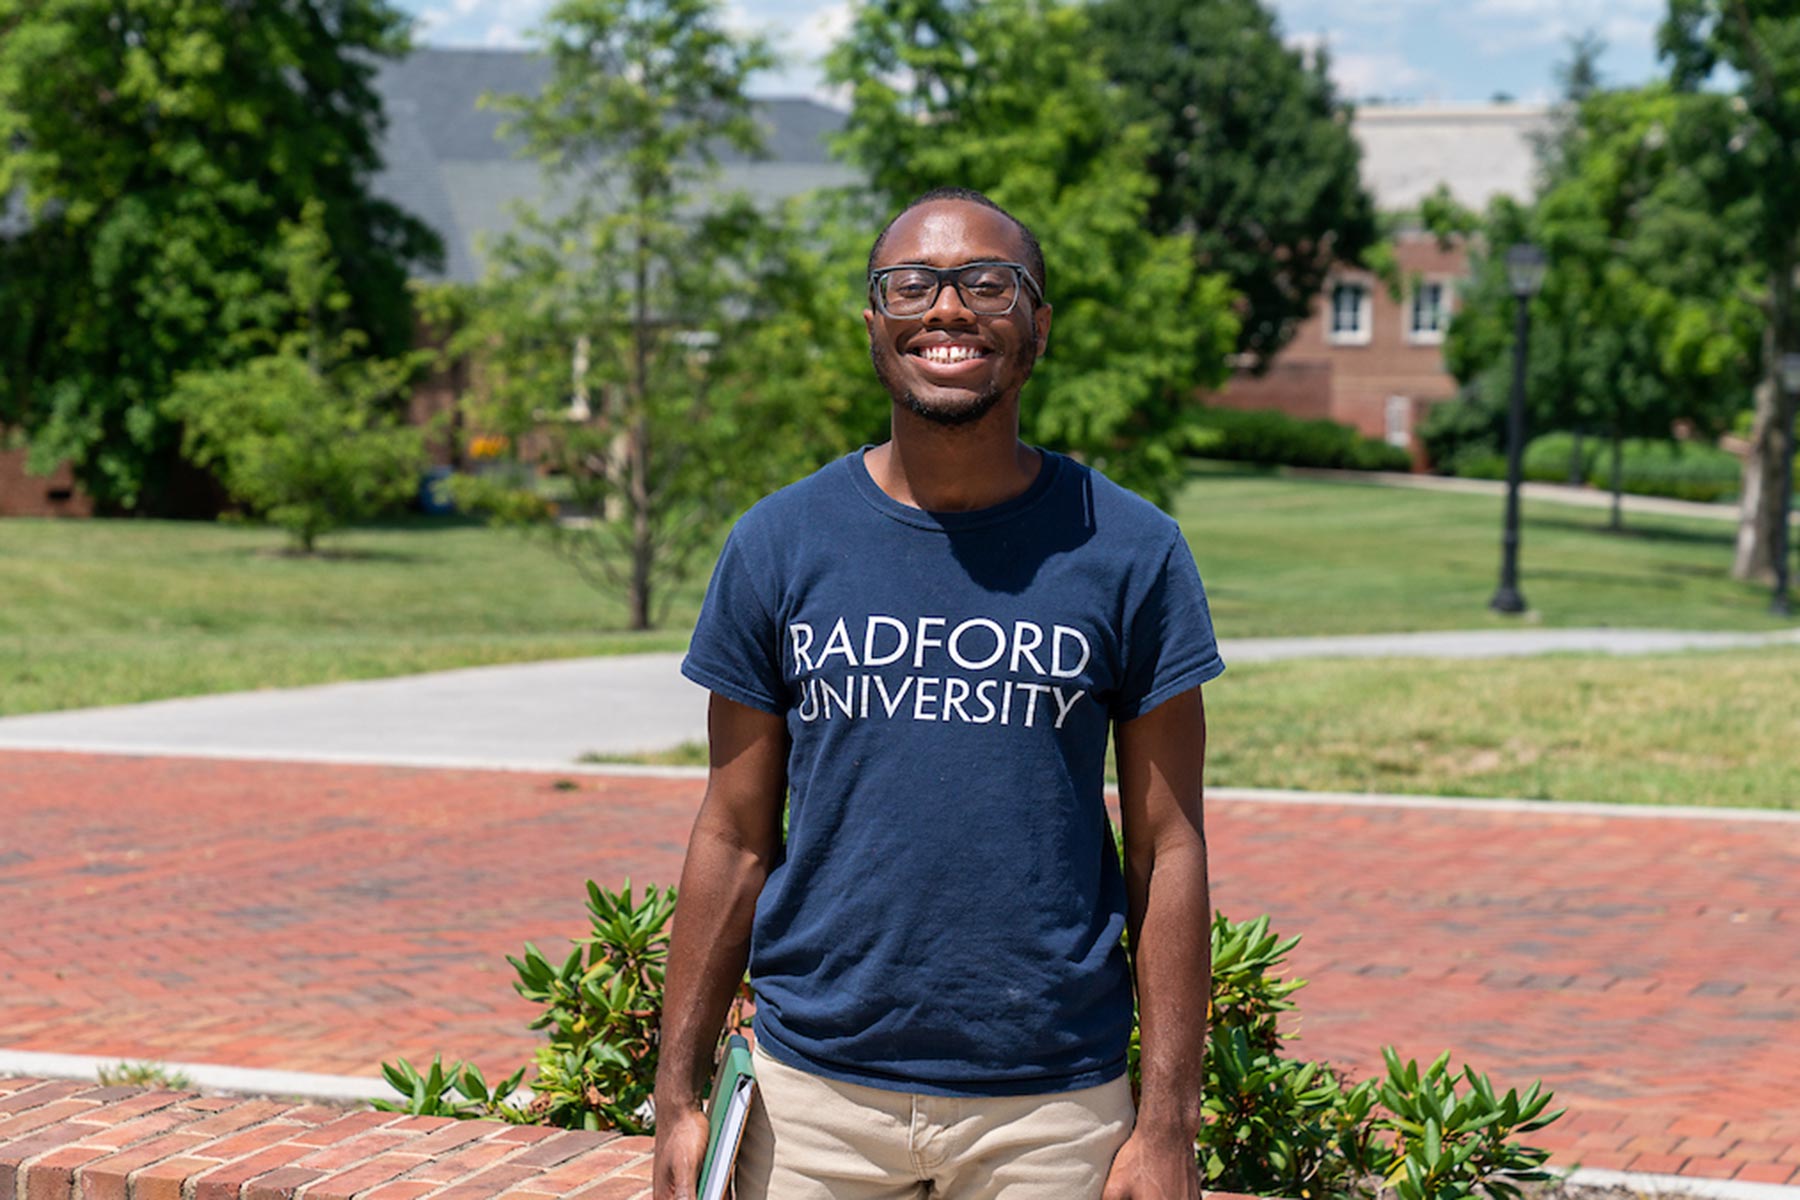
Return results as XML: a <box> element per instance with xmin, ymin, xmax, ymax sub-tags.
<box><xmin>734</xmin><ymin>1044</ymin><xmax>1135</xmax><ymax>1200</ymax></box>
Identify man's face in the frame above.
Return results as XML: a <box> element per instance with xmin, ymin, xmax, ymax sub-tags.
<box><xmin>863</xmin><ymin>201</ymin><xmax>1052</xmax><ymax>428</ymax></box>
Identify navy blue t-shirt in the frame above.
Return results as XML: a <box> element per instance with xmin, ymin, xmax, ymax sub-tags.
<box><xmin>681</xmin><ymin>447</ymin><xmax>1225</xmax><ymax>1097</ymax></box>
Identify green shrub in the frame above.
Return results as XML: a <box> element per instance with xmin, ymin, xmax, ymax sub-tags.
<box><xmin>1193</xmin><ymin>407</ymin><xmax>1413</xmax><ymax>473</ymax></box>
<box><xmin>382</xmin><ymin>889</ymin><xmax>1563</xmax><ymax>1200</ymax></box>
<box><xmin>1439</xmin><ymin>429</ymin><xmax>1770</xmax><ymax>504</ymax></box>
<box><xmin>1193</xmin><ymin>915</ymin><xmax>1561</xmax><ymax>1200</ymax></box>
<box><xmin>512</xmin><ymin>880</ymin><xmax>682</xmax><ymax>1133</ymax></box>
<box><xmin>413</xmin><ymin>867</ymin><xmax>1563</xmax><ymax>1197</ymax></box>
<box><xmin>163</xmin><ymin>201</ymin><xmax>429</xmax><ymax>553</ymax></box>
<box><xmin>1418</xmin><ymin>390</ymin><xmax>1505</xmax><ymax>472</ymax></box>
<box><xmin>1577</xmin><ymin>438</ymin><xmax>1742</xmax><ymax>503</ymax></box>
<box><xmin>373</xmin><ymin>1055</ymin><xmax>523</xmax><ymax>1121</ymax></box>
<box><xmin>1520</xmin><ymin>433</ymin><xmax>1594</xmax><ymax>485</ymax></box>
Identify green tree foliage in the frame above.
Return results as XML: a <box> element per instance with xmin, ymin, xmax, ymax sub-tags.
<box><xmin>821</xmin><ymin>0</ymin><xmax>1240</xmax><ymax>506</ymax></box>
<box><xmin>0</xmin><ymin>0</ymin><xmax>438</xmax><ymax>513</ymax></box>
<box><xmin>1441</xmin><ymin>85</ymin><xmax>1759</xmax><ymax>528</ymax></box>
<box><xmin>1660</xmin><ymin>0</ymin><xmax>1800</xmax><ymax>583</ymax></box>
<box><xmin>164</xmin><ymin>203</ymin><xmax>428</xmax><ymax>554</ymax></box>
<box><xmin>452</xmin><ymin>0</ymin><xmax>784</xmax><ymax>631</ymax></box>
<box><xmin>1090</xmin><ymin>0</ymin><xmax>1378</xmax><ymax>370</ymax></box>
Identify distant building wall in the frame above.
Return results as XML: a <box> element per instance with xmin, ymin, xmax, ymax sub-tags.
<box><xmin>1210</xmin><ymin>232</ymin><xmax>1468</xmax><ymax>467</ymax></box>
<box><xmin>0</xmin><ymin>442</ymin><xmax>91</xmax><ymax>517</ymax></box>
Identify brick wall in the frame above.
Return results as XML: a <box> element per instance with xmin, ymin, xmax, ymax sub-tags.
<box><xmin>1211</xmin><ymin>232</ymin><xmax>1469</xmax><ymax>464</ymax></box>
<box><xmin>0</xmin><ymin>1079</ymin><xmax>654</xmax><ymax>1200</ymax></box>
<box><xmin>0</xmin><ymin>448</ymin><xmax>91</xmax><ymax>518</ymax></box>
<box><xmin>1</xmin><ymin>1076</ymin><xmax>1272</xmax><ymax>1200</ymax></box>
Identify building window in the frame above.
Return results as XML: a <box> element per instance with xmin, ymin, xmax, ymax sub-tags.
<box><xmin>1328</xmin><ymin>281</ymin><xmax>1371</xmax><ymax>345</ymax></box>
<box><xmin>1408</xmin><ymin>280</ymin><xmax>1449</xmax><ymax>344</ymax></box>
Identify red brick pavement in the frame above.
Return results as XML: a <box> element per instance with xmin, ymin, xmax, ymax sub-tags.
<box><xmin>2</xmin><ymin>751</ymin><xmax>1797</xmax><ymax>1185</ymax></box>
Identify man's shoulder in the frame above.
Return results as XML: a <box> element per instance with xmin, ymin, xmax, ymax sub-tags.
<box><xmin>731</xmin><ymin>452</ymin><xmax>856</xmax><ymax>537</ymax></box>
<box><xmin>1053</xmin><ymin>455</ymin><xmax>1184</xmax><ymax>547</ymax></box>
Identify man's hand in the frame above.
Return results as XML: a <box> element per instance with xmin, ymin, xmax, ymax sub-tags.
<box><xmin>652</xmin><ymin>1101</ymin><xmax>713</xmax><ymax>1200</ymax></box>
<box><xmin>1101</xmin><ymin>1127</ymin><xmax>1203</xmax><ymax>1200</ymax></box>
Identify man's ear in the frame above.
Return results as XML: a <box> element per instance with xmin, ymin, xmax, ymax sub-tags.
<box><xmin>1034</xmin><ymin>303</ymin><xmax>1052</xmax><ymax>357</ymax></box>
<box><xmin>863</xmin><ymin>307</ymin><xmax>876</xmax><ymax>338</ymax></box>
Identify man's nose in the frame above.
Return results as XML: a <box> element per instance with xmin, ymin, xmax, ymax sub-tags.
<box><xmin>922</xmin><ymin>280</ymin><xmax>977</xmax><ymax>325</ymax></box>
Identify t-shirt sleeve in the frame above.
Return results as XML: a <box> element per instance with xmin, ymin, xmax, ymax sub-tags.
<box><xmin>1113</xmin><ymin>532</ymin><xmax>1226</xmax><ymax>721</ymax></box>
<box><xmin>681</xmin><ymin>521</ymin><xmax>786</xmax><ymax>715</ymax></box>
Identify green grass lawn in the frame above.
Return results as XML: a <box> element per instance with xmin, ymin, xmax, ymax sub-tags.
<box><xmin>587</xmin><ymin>647</ymin><xmax>1800</xmax><ymax>809</ymax></box>
<box><xmin>0</xmin><ymin>466</ymin><xmax>1791</xmax><ymax>717</ymax></box>
<box><xmin>1177</xmin><ymin>465</ymin><xmax>1789</xmax><ymax>637</ymax></box>
<box><xmin>1204</xmin><ymin>646</ymin><xmax>1800</xmax><ymax>809</ymax></box>
<box><xmin>0</xmin><ymin>516</ymin><xmax>694</xmax><ymax>716</ymax></box>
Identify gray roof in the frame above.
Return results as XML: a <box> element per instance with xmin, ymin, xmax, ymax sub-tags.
<box><xmin>1352</xmin><ymin>103</ymin><xmax>1551</xmax><ymax>213</ymax></box>
<box><xmin>369</xmin><ymin>47</ymin><xmax>856</xmax><ymax>282</ymax></box>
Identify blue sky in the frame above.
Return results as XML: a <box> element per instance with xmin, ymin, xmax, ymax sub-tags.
<box><xmin>391</xmin><ymin>0</ymin><xmax>1665</xmax><ymax>105</ymax></box>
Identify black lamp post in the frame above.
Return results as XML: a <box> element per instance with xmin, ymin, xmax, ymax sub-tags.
<box><xmin>1770</xmin><ymin>351</ymin><xmax>1800</xmax><ymax>617</ymax></box>
<box><xmin>1490</xmin><ymin>243</ymin><xmax>1546</xmax><ymax>615</ymax></box>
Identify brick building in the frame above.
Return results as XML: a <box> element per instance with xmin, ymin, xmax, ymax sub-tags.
<box><xmin>1210</xmin><ymin>104</ymin><xmax>1549</xmax><ymax>464</ymax></box>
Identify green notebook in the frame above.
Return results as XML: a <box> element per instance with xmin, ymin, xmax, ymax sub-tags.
<box><xmin>697</xmin><ymin>1034</ymin><xmax>757</xmax><ymax>1200</ymax></box>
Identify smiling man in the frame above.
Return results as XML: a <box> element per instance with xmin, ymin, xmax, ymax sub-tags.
<box><xmin>653</xmin><ymin>188</ymin><xmax>1224</xmax><ymax>1200</ymax></box>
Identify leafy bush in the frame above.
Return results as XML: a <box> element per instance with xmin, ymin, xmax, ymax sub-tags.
<box><xmin>1418</xmin><ymin>390</ymin><xmax>1505</xmax><ymax>472</ymax></box>
<box><xmin>379</xmin><ymin>880</ymin><xmax>731</xmax><ymax>1135</ymax></box>
<box><xmin>382</xmin><ymin>888</ymin><xmax>1562</xmax><ymax>1200</ymax></box>
<box><xmin>1446</xmin><ymin>432</ymin><xmax>1752</xmax><ymax>502</ymax></box>
<box><xmin>508</xmin><ymin>880</ymin><xmax>681</xmax><ymax>1133</ymax></box>
<box><xmin>1193</xmin><ymin>407</ymin><xmax>1413</xmax><ymax>472</ymax></box>
<box><xmin>1194</xmin><ymin>914</ymin><xmax>1561</xmax><ymax>1200</ymax></box>
<box><xmin>373</xmin><ymin>1055</ymin><xmax>523</xmax><ymax>1121</ymax></box>
<box><xmin>164</xmin><ymin>202</ymin><xmax>428</xmax><ymax>553</ymax></box>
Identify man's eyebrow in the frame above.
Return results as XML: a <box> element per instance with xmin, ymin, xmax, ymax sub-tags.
<box><xmin>871</xmin><ymin>259</ymin><xmax>1021</xmax><ymax>270</ymax></box>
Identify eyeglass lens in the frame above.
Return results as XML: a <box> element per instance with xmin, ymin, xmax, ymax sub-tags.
<box><xmin>878</xmin><ymin>264</ymin><xmax>1023</xmax><ymax>316</ymax></box>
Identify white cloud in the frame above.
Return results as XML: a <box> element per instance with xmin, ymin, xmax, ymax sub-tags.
<box><xmin>1331</xmin><ymin>49</ymin><xmax>1440</xmax><ymax>99</ymax></box>
<box><xmin>1467</xmin><ymin>0</ymin><xmax>1659</xmax><ymax>50</ymax></box>
<box><xmin>1285</xmin><ymin>30</ymin><xmax>1439</xmax><ymax>100</ymax></box>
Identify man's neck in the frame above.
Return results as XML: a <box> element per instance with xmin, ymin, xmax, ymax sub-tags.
<box><xmin>864</xmin><ymin>407</ymin><xmax>1042</xmax><ymax>513</ymax></box>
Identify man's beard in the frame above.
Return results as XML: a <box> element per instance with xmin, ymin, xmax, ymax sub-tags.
<box><xmin>871</xmin><ymin>341</ymin><xmax>1036</xmax><ymax>428</ymax></box>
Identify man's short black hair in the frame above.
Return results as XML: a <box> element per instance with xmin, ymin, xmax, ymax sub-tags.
<box><xmin>868</xmin><ymin>187</ymin><xmax>1047</xmax><ymax>299</ymax></box>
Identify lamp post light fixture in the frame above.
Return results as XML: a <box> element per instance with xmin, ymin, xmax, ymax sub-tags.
<box><xmin>1490</xmin><ymin>243</ymin><xmax>1547</xmax><ymax>615</ymax></box>
<box><xmin>1770</xmin><ymin>350</ymin><xmax>1800</xmax><ymax>617</ymax></box>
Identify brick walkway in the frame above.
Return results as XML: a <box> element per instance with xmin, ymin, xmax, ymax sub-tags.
<box><xmin>3</xmin><ymin>751</ymin><xmax>1797</xmax><ymax>1185</ymax></box>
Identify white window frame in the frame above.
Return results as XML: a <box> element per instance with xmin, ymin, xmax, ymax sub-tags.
<box><xmin>1327</xmin><ymin>279</ymin><xmax>1373</xmax><ymax>346</ymax></box>
<box><xmin>1407</xmin><ymin>277</ymin><xmax>1452</xmax><ymax>345</ymax></box>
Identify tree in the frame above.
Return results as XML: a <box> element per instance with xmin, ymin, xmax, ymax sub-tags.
<box><xmin>822</xmin><ymin>0</ymin><xmax>1240</xmax><ymax>507</ymax></box>
<box><xmin>164</xmin><ymin>203</ymin><xmax>427</xmax><ymax>554</ymax></box>
<box><xmin>452</xmin><ymin>0</ymin><xmax>779</xmax><ymax>631</ymax></box>
<box><xmin>1090</xmin><ymin>0</ymin><xmax>1378</xmax><ymax>370</ymax></box>
<box><xmin>1442</xmin><ymin>85</ymin><xmax>1759</xmax><ymax>529</ymax></box>
<box><xmin>1660</xmin><ymin>0</ymin><xmax>1800</xmax><ymax>583</ymax></box>
<box><xmin>0</xmin><ymin>0</ymin><xmax>438</xmax><ymax>513</ymax></box>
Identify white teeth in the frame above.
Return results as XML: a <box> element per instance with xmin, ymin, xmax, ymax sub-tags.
<box><xmin>917</xmin><ymin>345</ymin><xmax>984</xmax><ymax>364</ymax></box>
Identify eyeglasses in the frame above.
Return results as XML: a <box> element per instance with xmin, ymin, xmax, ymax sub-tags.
<box><xmin>868</xmin><ymin>260</ymin><xmax>1044</xmax><ymax>319</ymax></box>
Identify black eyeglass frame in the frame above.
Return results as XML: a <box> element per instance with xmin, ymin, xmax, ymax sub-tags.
<box><xmin>867</xmin><ymin>260</ymin><xmax>1046</xmax><ymax>319</ymax></box>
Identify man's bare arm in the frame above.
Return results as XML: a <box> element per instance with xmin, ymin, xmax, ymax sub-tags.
<box><xmin>652</xmin><ymin>695</ymin><xmax>788</xmax><ymax>1200</ymax></box>
<box><xmin>1103</xmin><ymin>686</ymin><xmax>1209</xmax><ymax>1200</ymax></box>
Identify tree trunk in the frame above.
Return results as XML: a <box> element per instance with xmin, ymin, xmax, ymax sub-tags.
<box><xmin>628</xmin><ymin>219</ymin><xmax>654</xmax><ymax>632</ymax></box>
<box><xmin>1734</xmin><ymin>263</ymin><xmax>1795</xmax><ymax>583</ymax></box>
<box><xmin>1608</xmin><ymin>428</ymin><xmax>1624</xmax><ymax>532</ymax></box>
<box><xmin>1569</xmin><ymin>430</ymin><xmax>1586</xmax><ymax>486</ymax></box>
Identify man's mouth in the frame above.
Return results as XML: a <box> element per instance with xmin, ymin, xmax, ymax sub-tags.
<box><xmin>908</xmin><ymin>343</ymin><xmax>991</xmax><ymax>365</ymax></box>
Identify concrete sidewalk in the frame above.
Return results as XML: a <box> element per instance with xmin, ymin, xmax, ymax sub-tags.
<box><xmin>0</xmin><ymin>628</ymin><xmax>1797</xmax><ymax>767</ymax></box>
<box><xmin>1284</xmin><ymin>467</ymin><xmax>1799</xmax><ymax>524</ymax></box>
